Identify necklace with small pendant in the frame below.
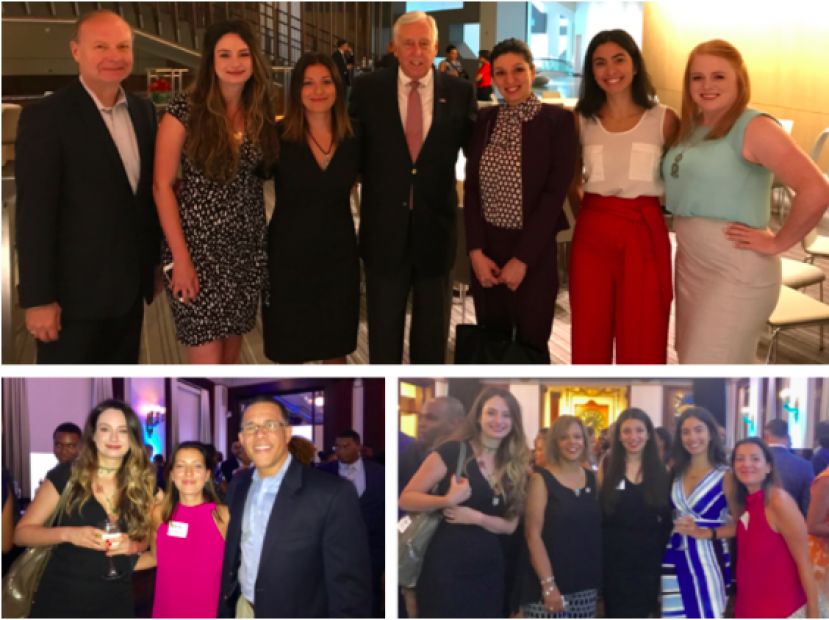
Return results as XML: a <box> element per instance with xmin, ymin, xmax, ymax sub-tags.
<box><xmin>307</xmin><ymin>130</ymin><xmax>334</xmax><ymax>170</ymax></box>
<box><xmin>476</xmin><ymin>457</ymin><xmax>501</xmax><ymax>506</ymax></box>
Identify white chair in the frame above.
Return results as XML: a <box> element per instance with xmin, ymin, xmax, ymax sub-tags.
<box><xmin>810</xmin><ymin>127</ymin><xmax>829</xmax><ymax>165</ymax></box>
<box><xmin>766</xmin><ymin>285</ymin><xmax>829</xmax><ymax>362</ymax></box>
<box><xmin>802</xmin><ymin>226</ymin><xmax>829</xmax><ymax>264</ymax></box>
<box><xmin>781</xmin><ymin>257</ymin><xmax>826</xmax><ymax>348</ymax></box>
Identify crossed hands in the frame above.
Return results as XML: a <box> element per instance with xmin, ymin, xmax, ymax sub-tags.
<box><xmin>470</xmin><ymin>250</ymin><xmax>527</xmax><ymax>292</ymax></box>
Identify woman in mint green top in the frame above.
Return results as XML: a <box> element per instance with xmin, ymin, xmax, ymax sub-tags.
<box><xmin>663</xmin><ymin>39</ymin><xmax>829</xmax><ymax>364</ymax></box>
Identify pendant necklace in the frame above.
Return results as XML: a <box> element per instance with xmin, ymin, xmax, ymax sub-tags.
<box><xmin>307</xmin><ymin>130</ymin><xmax>334</xmax><ymax>169</ymax></box>
<box><xmin>94</xmin><ymin>481</ymin><xmax>119</xmax><ymax>517</ymax></box>
<box><xmin>228</xmin><ymin>106</ymin><xmax>244</xmax><ymax>141</ymax></box>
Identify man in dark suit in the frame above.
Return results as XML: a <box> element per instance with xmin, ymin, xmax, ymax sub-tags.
<box><xmin>350</xmin><ymin>10</ymin><xmax>476</xmax><ymax>363</ymax></box>
<box><xmin>763</xmin><ymin>419</ymin><xmax>814</xmax><ymax>516</ymax></box>
<box><xmin>319</xmin><ymin>430</ymin><xmax>385</xmax><ymax>617</ymax></box>
<box><xmin>218</xmin><ymin>398</ymin><xmax>371</xmax><ymax>618</ymax></box>
<box><xmin>332</xmin><ymin>39</ymin><xmax>353</xmax><ymax>88</ymax></box>
<box><xmin>15</xmin><ymin>10</ymin><xmax>160</xmax><ymax>363</ymax></box>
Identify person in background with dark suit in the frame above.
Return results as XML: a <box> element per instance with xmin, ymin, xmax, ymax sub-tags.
<box><xmin>332</xmin><ymin>39</ymin><xmax>353</xmax><ymax>88</ymax></box>
<box><xmin>350</xmin><ymin>10</ymin><xmax>476</xmax><ymax>364</ymax></box>
<box><xmin>376</xmin><ymin>41</ymin><xmax>398</xmax><ymax>71</ymax></box>
<box><xmin>464</xmin><ymin>38</ymin><xmax>577</xmax><ymax>363</ymax></box>
<box><xmin>218</xmin><ymin>398</ymin><xmax>371</xmax><ymax>618</ymax></box>
<box><xmin>15</xmin><ymin>10</ymin><xmax>160</xmax><ymax>364</ymax></box>
<box><xmin>764</xmin><ymin>419</ymin><xmax>814</xmax><ymax>516</ymax></box>
<box><xmin>812</xmin><ymin>421</ymin><xmax>829</xmax><ymax>476</ymax></box>
<box><xmin>319</xmin><ymin>430</ymin><xmax>385</xmax><ymax>617</ymax></box>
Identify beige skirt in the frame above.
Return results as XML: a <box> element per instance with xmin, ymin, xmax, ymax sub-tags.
<box><xmin>674</xmin><ymin>216</ymin><xmax>781</xmax><ymax>363</ymax></box>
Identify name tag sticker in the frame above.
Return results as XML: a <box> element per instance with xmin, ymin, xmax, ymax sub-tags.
<box><xmin>398</xmin><ymin>515</ymin><xmax>412</xmax><ymax>533</ymax></box>
<box><xmin>168</xmin><ymin>521</ymin><xmax>189</xmax><ymax>538</ymax></box>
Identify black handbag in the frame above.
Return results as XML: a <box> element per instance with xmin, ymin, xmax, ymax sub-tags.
<box><xmin>454</xmin><ymin>324</ymin><xmax>549</xmax><ymax>364</ymax></box>
<box><xmin>398</xmin><ymin>442</ymin><xmax>467</xmax><ymax>588</ymax></box>
<box><xmin>1</xmin><ymin>481</ymin><xmax>73</xmax><ymax>618</ymax></box>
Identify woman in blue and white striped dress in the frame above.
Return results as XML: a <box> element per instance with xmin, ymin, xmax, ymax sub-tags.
<box><xmin>661</xmin><ymin>407</ymin><xmax>737</xmax><ymax>618</ymax></box>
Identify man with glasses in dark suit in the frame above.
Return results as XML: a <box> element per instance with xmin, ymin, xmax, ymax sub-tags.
<box><xmin>218</xmin><ymin>397</ymin><xmax>371</xmax><ymax>618</ymax></box>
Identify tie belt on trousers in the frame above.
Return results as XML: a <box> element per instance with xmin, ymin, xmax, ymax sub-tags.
<box><xmin>581</xmin><ymin>192</ymin><xmax>673</xmax><ymax>312</ymax></box>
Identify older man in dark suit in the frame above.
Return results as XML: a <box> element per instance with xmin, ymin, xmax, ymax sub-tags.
<box><xmin>218</xmin><ymin>398</ymin><xmax>371</xmax><ymax>618</ymax></box>
<box><xmin>350</xmin><ymin>10</ymin><xmax>476</xmax><ymax>363</ymax></box>
<box><xmin>763</xmin><ymin>419</ymin><xmax>814</xmax><ymax>516</ymax></box>
<box><xmin>15</xmin><ymin>10</ymin><xmax>160</xmax><ymax>363</ymax></box>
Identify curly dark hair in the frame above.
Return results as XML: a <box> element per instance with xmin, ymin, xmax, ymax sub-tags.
<box><xmin>490</xmin><ymin>38</ymin><xmax>533</xmax><ymax>68</ymax></box>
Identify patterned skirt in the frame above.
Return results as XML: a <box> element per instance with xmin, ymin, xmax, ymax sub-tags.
<box><xmin>520</xmin><ymin>589</ymin><xmax>598</xmax><ymax>618</ymax></box>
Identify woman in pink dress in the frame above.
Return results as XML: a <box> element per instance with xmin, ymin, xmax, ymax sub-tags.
<box><xmin>730</xmin><ymin>438</ymin><xmax>817</xmax><ymax>618</ymax></box>
<box><xmin>136</xmin><ymin>441</ymin><xmax>228</xmax><ymax>618</ymax></box>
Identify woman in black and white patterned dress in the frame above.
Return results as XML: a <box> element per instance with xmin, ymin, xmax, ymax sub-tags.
<box><xmin>464</xmin><ymin>38</ymin><xmax>576</xmax><ymax>363</ymax></box>
<box><xmin>154</xmin><ymin>20</ymin><xmax>278</xmax><ymax>363</ymax></box>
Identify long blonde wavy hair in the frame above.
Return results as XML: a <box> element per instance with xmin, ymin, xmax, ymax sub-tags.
<box><xmin>456</xmin><ymin>387</ymin><xmax>530</xmax><ymax>518</ymax></box>
<box><xmin>66</xmin><ymin>400</ymin><xmax>157</xmax><ymax>541</ymax></box>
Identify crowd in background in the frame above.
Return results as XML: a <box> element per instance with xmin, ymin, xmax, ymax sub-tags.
<box><xmin>14</xmin><ymin>8</ymin><xmax>829</xmax><ymax>366</ymax></box>
<box><xmin>399</xmin><ymin>393</ymin><xmax>829</xmax><ymax>618</ymax></box>
<box><xmin>2</xmin><ymin>401</ymin><xmax>384</xmax><ymax>618</ymax></box>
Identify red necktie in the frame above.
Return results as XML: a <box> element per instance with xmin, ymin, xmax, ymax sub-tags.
<box><xmin>405</xmin><ymin>80</ymin><xmax>422</xmax><ymax>162</ymax></box>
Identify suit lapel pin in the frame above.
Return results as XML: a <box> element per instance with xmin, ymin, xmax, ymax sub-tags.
<box><xmin>439</xmin><ymin>98</ymin><xmax>447</xmax><ymax>104</ymax></box>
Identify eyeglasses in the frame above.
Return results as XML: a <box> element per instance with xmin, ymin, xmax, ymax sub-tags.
<box><xmin>670</xmin><ymin>152</ymin><xmax>684</xmax><ymax>179</ymax></box>
<box><xmin>240</xmin><ymin>420</ymin><xmax>288</xmax><ymax>435</ymax></box>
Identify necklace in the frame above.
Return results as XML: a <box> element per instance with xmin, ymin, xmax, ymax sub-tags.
<box><xmin>94</xmin><ymin>482</ymin><xmax>119</xmax><ymax>516</ymax></box>
<box><xmin>228</xmin><ymin>106</ymin><xmax>244</xmax><ymax>141</ymax></box>
<box><xmin>307</xmin><ymin>130</ymin><xmax>334</xmax><ymax>169</ymax></box>
<box><xmin>97</xmin><ymin>465</ymin><xmax>119</xmax><ymax>475</ymax></box>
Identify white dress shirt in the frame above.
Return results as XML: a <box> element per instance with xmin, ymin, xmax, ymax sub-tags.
<box><xmin>338</xmin><ymin>457</ymin><xmax>366</xmax><ymax>497</ymax></box>
<box><xmin>79</xmin><ymin>76</ymin><xmax>141</xmax><ymax>194</ymax></box>
<box><xmin>397</xmin><ymin>67</ymin><xmax>434</xmax><ymax>145</ymax></box>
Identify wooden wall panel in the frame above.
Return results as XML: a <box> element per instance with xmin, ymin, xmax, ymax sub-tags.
<box><xmin>643</xmin><ymin>0</ymin><xmax>829</xmax><ymax>170</ymax></box>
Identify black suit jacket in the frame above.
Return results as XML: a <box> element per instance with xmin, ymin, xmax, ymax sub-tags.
<box><xmin>350</xmin><ymin>67</ymin><xmax>476</xmax><ymax>276</ymax></box>
<box><xmin>769</xmin><ymin>446</ymin><xmax>814</xmax><ymax>516</ymax></box>
<box><xmin>15</xmin><ymin>80</ymin><xmax>160</xmax><ymax>319</ymax></box>
<box><xmin>332</xmin><ymin>50</ymin><xmax>351</xmax><ymax>87</ymax></box>
<box><xmin>218</xmin><ymin>458</ymin><xmax>372</xmax><ymax>618</ymax></box>
<box><xmin>318</xmin><ymin>458</ymin><xmax>385</xmax><ymax>571</ymax></box>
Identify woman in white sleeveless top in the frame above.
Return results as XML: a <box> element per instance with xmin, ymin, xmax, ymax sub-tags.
<box><xmin>569</xmin><ymin>30</ymin><xmax>679</xmax><ymax>363</ymax></box>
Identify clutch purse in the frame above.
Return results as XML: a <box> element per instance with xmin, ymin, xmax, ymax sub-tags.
<box><xmin>398</xmin><ymin>442</ymin><xmax>467</xmax><ymax>588</ymax></box>
<box><xmin>1</xmin><ymin>481</ymin><xmax>72</xmax><ymax>618</ymax></box>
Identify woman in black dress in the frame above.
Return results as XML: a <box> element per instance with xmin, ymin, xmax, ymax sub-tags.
<box><xmin>400</xmin><ymin>387</ymin><xmax>531</xmax><ymax>618</ymax></box>
<box><xmin>519</xmin><ymin>415</ymin><xmax>601</xmax><ymax>618</ymax></box>
<box><xmin>154</xmin><ymin>20</ymin><xmax>279</xmax><ymax>363</ymax></box>
<box><xmin>14</xmin><ymin>400</ymin><xmax>157</xmax><ymax>617</ymax></box>
<box><xmin>262</xmin><ymin>52</ymin><xmax>360</xmax><ymax>363</ymax></box>
<box><xmin>599</xmin><ymin>408</ymin><xmax>672</xmax><ymax>617</ymax></box>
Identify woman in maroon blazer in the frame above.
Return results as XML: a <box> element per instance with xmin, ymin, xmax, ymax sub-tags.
<box><xmin>464</xmin><ymin>38</ymin><xmax>576</xmax><ymax>362</ymax></box>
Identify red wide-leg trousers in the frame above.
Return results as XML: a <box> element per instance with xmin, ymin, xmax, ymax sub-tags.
<box><xmin>569</xmin><ymin>193</ymin><xmax>672</xmax><ymax>364</ymax></box>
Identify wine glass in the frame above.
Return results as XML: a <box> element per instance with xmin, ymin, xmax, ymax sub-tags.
<box><xmin>100</xmin><ymin>520</ymin><xmax>123</xmax><ymax>580</ymax></box>
<box><xmin>673</xmin><ymin>509</ymin><xmax>690</xmax><ymax>551</ymax></box>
